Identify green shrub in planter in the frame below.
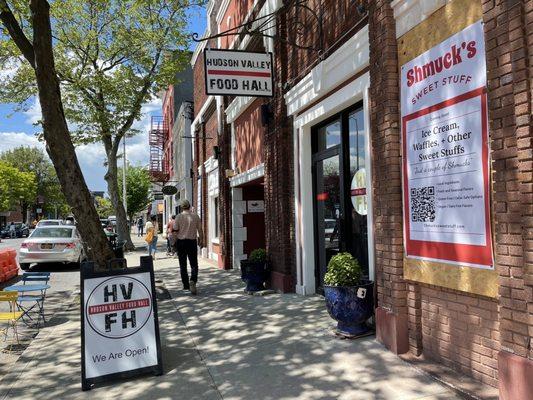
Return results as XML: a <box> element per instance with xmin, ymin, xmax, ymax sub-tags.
<box><xmin>249</xmin><ymin>248</ymin><xmax>267</xmax><ymax>263</ymax></box>
<box><xmin>324</xmin><ymin>252</ymin><xmax>362</xmax><ymax>287</ymax></box>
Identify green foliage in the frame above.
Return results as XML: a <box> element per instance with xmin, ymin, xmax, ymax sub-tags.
<box><xmin>0</xmin><ymin>160</ymin><xmax>37</xmax><ymax>211</ymax></box>
<box><xmin>249</xmin><ymin>248</ymin><xmax>267</xmax><ymax>264</ymax></box>
<box><xmin>323</xmin><ymin>252</ymin><xmax>362</xmax><ymax>287</ymax></box>
<box><xmin>0</xmin><ymin>146</ymin><xmax>69</xmax><ymax>215</ymax></box>
<box><xmin>0</xmin><ymin>0</ymin><xmax>201</xmax><ymax>145</ymax></box>
<box><xmin>95</xmin><ymin>196</ymin><xmax>114</xmax><ymax>218</ymax></box>
<box><xmin>117</xmin><ymin>164</ymin><xmax>152</xmax><ymax>219</ymax></box>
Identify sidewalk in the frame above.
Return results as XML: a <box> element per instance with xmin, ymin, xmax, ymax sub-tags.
<box><xmin>1</xmin><ymin>244</ymin><xmax>471</xmax><ymax>400</ymax></box>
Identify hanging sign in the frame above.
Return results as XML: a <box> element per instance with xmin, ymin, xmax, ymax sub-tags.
<box><xmin>204</xmin><ymin>49</ymin><xmax>273</xmax><ymax>97</ymax></box>
<box><xmin>162</xmin><ymin>185</ymin><xmax>178</xmax><ymax>196</ymax></box>
<box><xmin>350</xmin><ymin>168</ymin><xmax>367</xmax><ymax>216</ymax></box>
<box><xmin>401</xmin><ymin>20</ymin><xmax>493</xmax><ymax>269</ymax></box>
<box><xmin>81</xmin><ymin>257</ymin><xmax>163</xmax><ymax>390</ymax></box>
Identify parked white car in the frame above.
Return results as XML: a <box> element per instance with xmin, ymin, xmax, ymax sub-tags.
<box><xmin>18</xmin><ymin>226</ymin><xmax>85</xmax><ymax>270</ymax></box>
<box><xmin>36</xmin><ymin>219</ymin><xmax>65</xmax><ymax>227</ymax></box>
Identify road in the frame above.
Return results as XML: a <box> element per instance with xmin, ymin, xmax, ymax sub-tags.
<box><xmin>0</xmin><ymin>236</ymin><xmax>80</xmax><ymax>380</ymax></box>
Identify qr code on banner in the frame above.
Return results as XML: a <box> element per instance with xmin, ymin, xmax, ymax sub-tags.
<box><xmin>410</xmin><ymin>186</ymin><xmax>435</xmax><ymax>222</ymax></box>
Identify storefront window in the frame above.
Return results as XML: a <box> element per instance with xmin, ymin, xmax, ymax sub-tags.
<box><xmin>316</xmin><ymin>119</ymin><xmax>341</xmax><ymax>152</ymax></box>
<box><xmin>214</xmin><ymin>196</ymin><xmax>220</xmax><ymax>238</ymax></box>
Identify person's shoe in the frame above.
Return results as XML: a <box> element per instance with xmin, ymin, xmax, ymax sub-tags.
<box><xmin>190</xmin><ymin>281</ymin><xmax>197</xmax><ymax>295</ymax></box>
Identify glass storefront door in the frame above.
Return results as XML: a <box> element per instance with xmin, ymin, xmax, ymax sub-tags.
<box><xmin>312</xmin><ymin>103</ymin><xmax>368</xmax><ymax>292</ymax></box>
<box><xmin>314</xmin><ymin>152</ymin><xmax>341</xmax><ymax>290</ymax></box>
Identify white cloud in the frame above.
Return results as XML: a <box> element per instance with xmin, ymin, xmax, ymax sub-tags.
<box><xmin>0</xmin><ymin>131</ymin><xmax>43</xmax><ymax>152</ymax></box>
<box><xmin>1</xmin><ymin>96</ymin><xmax>161</xmax><ymax>191</ymax></box>
<box><xmin>24</xmin><ymin>99</ymin><xmax>42</xmax><ymax>125</ymax></box>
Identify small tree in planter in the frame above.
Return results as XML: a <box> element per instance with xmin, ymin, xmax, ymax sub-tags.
<box><xmin>323</xmin><ymin>252</ymin><xmax>374</xmax><ymax>338</ymax></box>
<box><xmin>241</xmin><ymin>248</ymin><xmax>269</xmax><ymax>292</ymax></box>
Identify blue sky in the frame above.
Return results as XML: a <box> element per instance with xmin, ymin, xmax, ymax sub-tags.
<box><xmin>0</xmin><ymin>6</ymin><xmax>206</xmax><ymax>193</ymax></box>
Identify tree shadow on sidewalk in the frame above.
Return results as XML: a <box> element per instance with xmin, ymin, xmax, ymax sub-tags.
<box><xmin>155</xmin><ymin>263</ymin><xmax>465</xmax><ymax>400</ymax></box>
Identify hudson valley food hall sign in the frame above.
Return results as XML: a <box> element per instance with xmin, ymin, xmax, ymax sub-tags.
<box><xmin>81</xmin><ymin>257</ymin><xmax>162</xmax><ymax>390</ymax></box>
<box><xmin>204</xmin><ymin>49</ymin><xmax>273</xmax><ymax>97</ymax></box>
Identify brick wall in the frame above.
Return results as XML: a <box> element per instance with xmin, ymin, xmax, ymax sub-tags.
<box><xmin>284</xmin><ymin>0</ymin><xmax>366</xmax><ymax>90</ymax></box>
<box><xmin>234</xmin><ymin>98</ymin><xmax>265</xmax><ymax>172</ymax></box>
<box><xmin>163</xmin><ymin>86</ymin><xmax>174</xmax><ymax>178</ymax></box>
<box><xmin>219</xmin><ymin>0</ymin><xmax>256</xmax><ymax>49</ymax></box>
<box><xmin>262</xmin><ymin>10</ymin><xmax>296</xmax><ymax>292</ymax></box>
<box><xmin>483</xmin><ymin>0</ymin><xmax>532</xmax><ymax>365</ymax></box>
<box><xmin>368</xmin><ymin>0</ymin><xmax>533</xmax><ymax>390</ymax></box>
<box><xmin>193</xmin><ymin>51</ymin><xmax>208</xmax><ymax>117</ymax></box>
<box><xmin>368</xmin><ymin>0</ymin><xmax>409</xmax><ymax>355</ymax></box>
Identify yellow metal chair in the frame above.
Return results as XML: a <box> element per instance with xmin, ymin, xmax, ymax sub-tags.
<box><xmin>0</xmin><ymin>291</ymin><xmax>23</xmax><ymax>345</ymax></box>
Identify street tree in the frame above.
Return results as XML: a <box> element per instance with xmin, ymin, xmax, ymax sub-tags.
<box><xmin>95</xmin><ymin>196</ymin><xmax>114</xmax><ymax>219</ymax></box>
<box><xmin>0</xmin><ymin>146</ymin><xmax>69</xmax><ymax>219</ymax></box>
<box><xmin>0</xmin><ymin>161</ymin><xmax>37</xmax><ymax>214</ymax></box>
<box><xmin>0</xmin><ymin>0</ymin><xmax>115</xmax><ymax>267</ymax></box>
<box><xmin>0</xmin><ymin>0</ymin><xmax>201</xmax><ymax>250</ymax></box>
<box><xmin>118</xmin><ymin>164</ymin><xmax>152</xmax><ymax>222</ymax></box>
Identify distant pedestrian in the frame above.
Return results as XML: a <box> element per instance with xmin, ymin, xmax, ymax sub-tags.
<box><xmin>137</xmin><ymin>216</ymin><xmax>144</xmax><ymax>237</ymax></box>
<box><xmin>9</xmin><ymin>222</ymin><xmax>15</xmax><ymax>238</ymax></box>
<box><xmin>173</xmin><ymin>200</ymin><xmax>203</xmax><ymax>295</ymax></box>
<box><xmin>145</xmin><ymin>215</ymin><xmax>158</xmax><ymax>259</ymax></box>
<box><xmin>166</xmin><ymin>215</ymin><xmax>176</xmax><ymax>256</ymax></box>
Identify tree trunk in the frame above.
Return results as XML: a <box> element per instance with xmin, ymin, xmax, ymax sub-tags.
<box><xmin>20</xmin><ymin>201</ymin><xmax>28</xmax><ymax>224</ymax></box>
<box><xmin>30</xmin><ymin>0</ymin><xmax>114</xmax><ymax>268</ymax></box>
<box><xmin>104</xmin><ymin>148</ymin><xmax>135</xmax><ymax>251</ymax></box>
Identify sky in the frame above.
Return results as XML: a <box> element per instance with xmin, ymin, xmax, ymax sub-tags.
<box><xmin>0</xmin><ymin>6</ymin><xmax>206</xmax><ymax>193</ymax></box>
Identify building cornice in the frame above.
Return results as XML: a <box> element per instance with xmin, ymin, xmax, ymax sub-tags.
<box><xmin>230</xmin><ymin>163</ymin><xmax>265</xmax><ymax>187</ymax></box>
<box><xmin>391</xmin><ymin>0</ymin><xmax>450</xmax><ymax>38</ymax></box>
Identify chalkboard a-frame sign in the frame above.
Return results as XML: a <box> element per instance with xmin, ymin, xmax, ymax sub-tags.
<box><xmin>80</xmin><ymin>256</ymin><xmax>163</xmax><ymax>391</ymax></box>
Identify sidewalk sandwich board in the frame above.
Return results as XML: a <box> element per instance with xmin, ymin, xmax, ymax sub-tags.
<box><xmin>81</xmin><ymin>256</ymin><xmax>163</xmax><ymax>390</ymax></box>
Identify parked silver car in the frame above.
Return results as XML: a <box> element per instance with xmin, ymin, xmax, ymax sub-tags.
<box><xmin>18</xmin><ymin>226</ymin><xmax>85</xmax><ymax>270</ymax></box>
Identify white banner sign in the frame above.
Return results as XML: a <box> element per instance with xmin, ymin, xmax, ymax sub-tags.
<box><xmin>401</xmin><ymin>21</ymin><xmax>493</xmax><ymax>269</ymax></box>
<box><xmin>82</xmin><ymin>267</ymin><xmax>162</xmax><ymax>385</ymax></box>
<box><xmin>204</xmin><ymin>49</ymin><xmax>273</xmax><ymax>97</ymax></box>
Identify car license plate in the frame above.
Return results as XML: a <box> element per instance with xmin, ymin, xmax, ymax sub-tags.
<box><xmin>41</xmin><ymin>243</ymin><xmax>54</xmax><ymax>250</ymax></box>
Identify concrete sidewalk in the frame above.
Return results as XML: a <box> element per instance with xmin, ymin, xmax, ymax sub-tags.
<box><xmin>1</xmin><ymin>249</ymin><xmax>470</xmax><ymax>399</ymax></box>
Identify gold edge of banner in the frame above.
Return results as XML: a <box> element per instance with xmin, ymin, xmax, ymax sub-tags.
<box><xmin>397</xmin><ymin>0</ymin><xmax>483</xmax><ymax>66</ymax></box>
<box><xmin>404</xmin><ymin>257</ymin><xmax>499</xmax><ymax>298</ymax></box>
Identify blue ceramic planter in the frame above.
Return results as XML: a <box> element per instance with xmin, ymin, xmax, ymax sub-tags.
<box><xmin>324</xmin><ymin>281</ymin><xmax>374</xmax><ymax>336</ymax></box>
<box><xmin>241</xmin><ymin>260</ymin><xmax>270</xmax><ymax>292</ymax></box>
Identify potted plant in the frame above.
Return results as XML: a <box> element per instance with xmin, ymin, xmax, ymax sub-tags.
<box><xmin>323</xmin><ymin>252</ymin><xmax>374</xmax><ymax>337</ymax></box>
<box><xmin>240</xmin><ymin>248</ymin><xmax>269</xmax><ymax>292</ymax></box>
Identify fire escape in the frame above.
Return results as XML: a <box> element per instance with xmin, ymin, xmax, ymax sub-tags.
<box><xmin>149</xmin><ymin>116</ymin><xmax>169</xmax><ymax>182</ymax></box>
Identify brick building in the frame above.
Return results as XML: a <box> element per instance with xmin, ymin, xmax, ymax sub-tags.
<box><xmin>188</xmin><ymin>0</ymin><xmax>532</xmax><ymax>397</ymax></box>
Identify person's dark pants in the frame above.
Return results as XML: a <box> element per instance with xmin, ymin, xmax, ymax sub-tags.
<box><xmin>176</xmin><ymin>239</ymin><xmax>198</xmax><ymax>288</ymax></box>
<box><xmin>138</xmin><ymin>225</ymin><xmax>143</xmax><ymax>237</ymax></box>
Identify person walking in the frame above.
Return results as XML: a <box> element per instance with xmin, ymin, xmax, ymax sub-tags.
<box><xmin>166</xmin><ymin>215</ymin><xmax>176</xmax><ymax>256</ymax></box>
<box><xmin>144</xmin><ymin>215</ymin><xmax>158</xmax><ymax>259</ymax></box>
<box><xmin>173</xmin><ymin>200</ymin><xmax>203</xmax><ymax>295</ymax></box>
<box><xmin>9</xmin><ymin>222</ymin><xmax>16</xmax><ymax>239</ymax></box>
<box><xmin>137</xmin><ymin>216</ymin><xmax>144</xmax><ymax>237</ymax></box>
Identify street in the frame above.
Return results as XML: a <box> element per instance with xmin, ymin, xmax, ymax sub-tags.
<box><xmin>0</xmin><ymin>236</ymin><xmax>81</xmax><ymax>381</ymax></box>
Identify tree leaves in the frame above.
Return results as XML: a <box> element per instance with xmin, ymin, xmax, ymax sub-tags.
<box><xmin>0</xmin><ymin>160</ymin><xmax>36</xmax><ymax>211</ymax></box>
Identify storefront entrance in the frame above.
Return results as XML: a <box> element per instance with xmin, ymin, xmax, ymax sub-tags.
<box><xmin>312</xmin><ymin>103</ymin><xmax>368</xmax><ymax>292</ymax></box>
